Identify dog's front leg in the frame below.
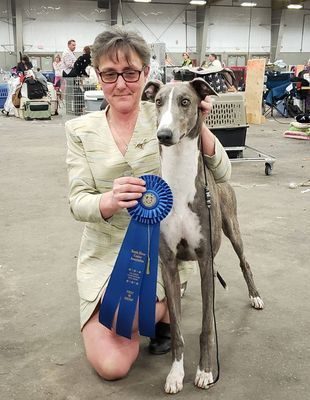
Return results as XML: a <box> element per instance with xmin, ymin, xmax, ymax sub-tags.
<box><xmin>195</xmin><ymin>256</ymin><xmax>217</xmax><ymax>389</ymax></box>
<box><xmin>160</xmin><ymin>253</ymin><xmax>184</xmax><ymax>394</ymax></box>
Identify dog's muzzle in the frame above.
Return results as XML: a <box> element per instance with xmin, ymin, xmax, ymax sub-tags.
<box><xmin>157</xmin><ymin>129</ymin><xmax>174</xmax><ymax>146</ymax></box>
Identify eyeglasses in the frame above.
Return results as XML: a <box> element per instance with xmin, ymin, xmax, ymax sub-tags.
<box><xmin>97</xmin><ymin>68</ymin><xmax>145</xmax><ymax>83</ymax></box>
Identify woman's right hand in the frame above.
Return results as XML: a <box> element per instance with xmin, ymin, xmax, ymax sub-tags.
<box><xmin>99</xmin><ymin>177</ymin><xmax>146</xmax><ymax>219</ymax></box>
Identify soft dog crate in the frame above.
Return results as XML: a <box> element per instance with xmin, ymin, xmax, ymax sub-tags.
<box><xmin>23</xmin><ymin>100</ymin><xmax>51</xmax><ymax>120</ymax></box>
<box><xmin>173</xmin><ymin>69</ymin><xmax>195</xmax><ymax>82</ymax></box>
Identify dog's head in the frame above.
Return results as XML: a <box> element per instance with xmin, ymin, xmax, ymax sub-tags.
<box><xmin>142</xmin><ymin>78</ymin><xmax>216</xmax><ymax>146</ymax></box>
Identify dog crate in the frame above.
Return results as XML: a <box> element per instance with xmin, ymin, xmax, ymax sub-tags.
<box><xmin>206</xmin><ymin>93</ymin><xmax>247</xmax><ymax>129</ymax></box>
<box><xmin>61</xmin><ymin>77</ymin><xmax>97</xmax><ymax>116</ymax></box>
<box><xmin>0</xmin><ymin>83</ymin><xmax>9</xmax><ymax>109</ymax></box>
<box><xmin>206</xmin><ymin>93</ymin><xmax>247</xmax><ymax>158</ymax></box>
<box><xmin>211</xmin><ymin>126</ymin><xmax>247</xmax><ymax>159</ymax></box>
<box><xmin>84</xmin><ymin>90</ymin><xmax>105</xmax><ymax>113</ymax></box>
<box><xmin>206</xmin><ymin>93</ymin><xmax>276</xmax><ymax>174</ymax></box>
<box><xmin>173</xmin><ymin>69</ymin><xmax>195</xmax><ymax>82</ymax></box>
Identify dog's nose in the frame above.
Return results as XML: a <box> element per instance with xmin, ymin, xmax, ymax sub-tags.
<box><xmin>157</xmin><ymin>129</ymin><xmax>173</xmax><ymax>144</ymax></box>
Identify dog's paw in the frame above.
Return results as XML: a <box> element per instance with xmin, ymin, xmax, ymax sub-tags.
<box><xmin>194</xmin><ymin>368</ymin><xmax>214</xmax><ymax>389</ymax></box>
<box><xmin>250</xmin><ymin>296</ymin><xmax>264</xmax><ymax>309</ymax></box>
<box><xmin>164</xmin><ymin>358</ymin><xmax>184</xmax><ymax>394</ymax></box>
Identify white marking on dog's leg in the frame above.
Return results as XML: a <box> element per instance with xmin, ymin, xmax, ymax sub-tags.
<box><xmin>158</xmin><ymin>88</ymin><xmax>174</xmax><ymax>130</ymax></box>
<box><xmin>194</xmin><ymin>367</ymin><xmax>214</xmax><ymax>389</ymax></box>
<box><xmin>250</xmin><ymin>296</ymin><xmax>264</xmax><ymax>309</ymax></box>
<box><xmin>164</xmin><ymin>355</ymin><xmax>185</xmax><ymax>394</ymax></box>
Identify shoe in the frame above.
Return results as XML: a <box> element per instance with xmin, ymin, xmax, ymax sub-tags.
<box><xmin>149</xmin><ymin>322</ymin><xmax>171</xmax><ymax>355</ymax></box>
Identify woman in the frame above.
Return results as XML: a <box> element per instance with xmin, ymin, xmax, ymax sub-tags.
<box><xmin>74</xmin><ymin>45</ymin><xmax>92</xmax><ymax>77</ymax></box>
<box><xmin>53</xmin><ymin>54</ymin><xmax>63</xmax><ymax>87</ymax></box>
<box><xmin>65</xmin><ymin>27</ymin><xmax>231</xmax><ymax>381</ymax></box>
<box><xmin>16</xmin><ymin>55</ymin><xmax>33</xmax><ymax>75</ymax></box>
<box><xmin>181</xmin><ymin>52</ymin><xmax>192</xmax><ymax>68</ymax></box>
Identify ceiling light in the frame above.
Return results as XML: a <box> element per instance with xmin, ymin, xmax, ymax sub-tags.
<box><xmin>190</xmin><ymin>1</ymin><xmax>207</xmax><ymax>5</ymax></box>
<box><xmin>240</xmin><ymin>2</ymin><xmax>257</xmax><ymax>6</ymax></box>
<box><xmin>287</xmin><ymin>3</ymin><xmax>303</xmax><ymax>9</ymax></box>
<box><xmin>133</xmin><ymin>0</ymin><xmax>151</xmax><ymax>3</ymax></box>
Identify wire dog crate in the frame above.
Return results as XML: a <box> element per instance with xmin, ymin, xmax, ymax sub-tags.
<box><xmin>60</xmin><ymin>77</ymin><xmax>98</xmax><ymax>117</ymax></box>
<box><xmin>206</xmin><ymin>93</ymin><xmax>276</xmax><ymax>175</ymax></box>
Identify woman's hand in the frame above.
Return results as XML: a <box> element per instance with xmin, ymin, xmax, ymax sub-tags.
<box><xmin>99</xmin><ymin>177</ymin><xmax>146</xmax><ymax>219</ymax></box>
<box><xmin>200</xmin><ymin>96</ymin><xmax>213</xmax><ymax>118</ymax></box>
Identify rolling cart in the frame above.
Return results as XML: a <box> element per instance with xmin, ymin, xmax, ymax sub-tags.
<box><xmin>206</xmin><ymin>93</ymin><xmax>276</xmax><ymax>175</ymax></box>
<box><xmin>224</xmin><ymin>145</ymin><xmax>276</xmax><ymax>176</ymax></box>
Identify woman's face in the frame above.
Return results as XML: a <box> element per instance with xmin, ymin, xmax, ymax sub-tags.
<box><xmin>97</xmin><ymin>50</ymin><xmax>149</xmax><ymax>115</ymax></box>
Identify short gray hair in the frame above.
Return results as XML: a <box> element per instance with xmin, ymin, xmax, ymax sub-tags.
<box><xmin>92</xmin><ymin>26</ymin><xmax>151</xmax><ymax>69</ymax></box>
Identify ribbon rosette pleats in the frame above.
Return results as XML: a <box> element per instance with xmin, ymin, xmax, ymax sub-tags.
<box><xmin>99</xmin><ymin>175</ymin><xmax>173</xmax><ymax>339</ymax></box>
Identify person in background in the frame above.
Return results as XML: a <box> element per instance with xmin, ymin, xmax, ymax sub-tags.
<box><xmin>16</xmin><ymin>55</ymin><xmax>33</xmax><ymax>75</ymax></box>
<box><xmin>201</xmin><ymin>53</ymin><xmax>223</xmax><ymax>73</ymax></box>
<box><xmin>65</xmin><ymin>26</ymin><xmax>231</xmax><ymax>381</ymax></box>
<box><xmin>53</xmin><ymin>54</ymin><xmax>63</xmax><ymax>87</ymax></box>
<box><xmin>74</xmin><ymin>46</ymin><xmax>92</xmax><ymax>77</ymax></box>
<box><xmin>62</xmin><ymin>39</ymin><xmax>77</xmax><ymax>77</ymax></box>
<box><xmin>181</xmin><ymin>52</ymin><xmax>192</xmax><ymax>68</ymax></box>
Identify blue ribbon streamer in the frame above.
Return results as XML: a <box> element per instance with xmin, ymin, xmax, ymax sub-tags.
<box><xmin>99</xmin><ymin>175</ymin><xmax>173</xmax><ymax>339</ymax></box>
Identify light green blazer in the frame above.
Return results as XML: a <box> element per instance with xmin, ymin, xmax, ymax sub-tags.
<box><xmin>65</xmin><ymin>101</ymin><xmax>231</xmax><ymax>328</ymax></box>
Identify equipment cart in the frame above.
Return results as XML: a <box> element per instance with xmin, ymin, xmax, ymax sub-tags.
<box><xmin>224</xmin><ymin>145</ymin><xmax>276</xmax><ymax>176</ymax></box>
<box><xmin>206</xmin><ymin>93</ymin><xmax>276</xmax><ymax>175</ymax></box>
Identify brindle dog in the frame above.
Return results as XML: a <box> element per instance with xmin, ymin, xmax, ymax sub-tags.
<box><xmin>143</xmin><ymin>78</ymin><xmax>264</xmax><ymax>394</ymax></box>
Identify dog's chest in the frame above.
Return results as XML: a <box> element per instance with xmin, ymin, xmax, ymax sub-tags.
<box><xmin>160</xmin><ymin>139</ymin><xmax>203</xmax><ymax>253</ymax></box>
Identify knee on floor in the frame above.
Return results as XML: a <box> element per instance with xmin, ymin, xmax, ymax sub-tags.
<box><xmin>89</xmin><ymin>354</ymin><xmax>132</xmax><ymax>381</ymax></box>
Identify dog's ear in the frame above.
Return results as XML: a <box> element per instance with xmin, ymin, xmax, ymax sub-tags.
<box><xmin>190</xmin><ymin>78</ymin><xmax>218</xmax><ymax>99</ymax></box>
<box><xmin>142</xmin><ymin>80</ymin><xmax>163</xmax><ymax>102</ymax></box>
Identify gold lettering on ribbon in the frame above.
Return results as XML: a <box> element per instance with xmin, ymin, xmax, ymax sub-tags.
<box><xmin>124</xmin><ymin>289</ymin><xmax>134</xmax><ymax>302</ymax></box>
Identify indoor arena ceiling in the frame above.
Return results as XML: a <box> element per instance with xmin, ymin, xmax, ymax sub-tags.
<box><xmin>114</xmin><ymin>0</ymin><xmax>305</xmax><ymax>9</ymax></box>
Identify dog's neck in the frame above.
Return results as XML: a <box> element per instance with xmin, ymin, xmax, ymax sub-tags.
<box><xmin>160</xmin><ymin>136</ymin><xmax>201</xmax><ymax>194</ymax></box>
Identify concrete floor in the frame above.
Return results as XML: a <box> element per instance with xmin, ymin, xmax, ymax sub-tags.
<box><xmin>0</xmin><ymin>112</ymin><xmax>309</xmax><ymax>400</ymax></box>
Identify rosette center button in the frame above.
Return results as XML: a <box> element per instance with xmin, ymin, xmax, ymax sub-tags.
<box><xmin>141</xmin><ymin>190</ymin><xmax>158</xmax><ymax>209</ymax></box>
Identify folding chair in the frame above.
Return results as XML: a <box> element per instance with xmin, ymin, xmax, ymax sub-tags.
<box><xmin>263</xmin><ymin>72</ymin><xmax>292</xmax><ymax>117</ymax></box>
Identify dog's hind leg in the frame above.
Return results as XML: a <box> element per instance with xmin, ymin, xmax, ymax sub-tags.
<box><xmin>195</xmin><ymin>256</ymin><xmax>217</xmax><ymax>389</ymax></box>
<box><xmin>160</xmin><ymin>256</ymin><xmax>185</xmax><ymax>394</ymax></box>
<box><xmin>220</xmin><ymin>187</ymin><xmax>264</xmax><ymax>309</ymax></box>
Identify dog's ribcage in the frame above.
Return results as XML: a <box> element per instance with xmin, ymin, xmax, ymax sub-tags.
<box><xmin>160</xmin><ymin>137</ymin><xmax>203</xmax><ymax>257</ymax></box>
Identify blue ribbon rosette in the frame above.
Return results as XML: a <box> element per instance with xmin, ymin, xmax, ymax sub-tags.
<box><xmin>99</xmin><ymin>175</ymin><xmax>173</xmax><ymax>339</ymax></box>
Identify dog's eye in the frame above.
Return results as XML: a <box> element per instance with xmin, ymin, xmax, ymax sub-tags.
<box><xmin>181</xmin><ymin>99</ymin><xmax>190</xmax><ymax>107</ymax></box>
<box><xmin>155</xmin><ymin>98</ymin><xmax>162</xmax><ymax>107</ymax></box>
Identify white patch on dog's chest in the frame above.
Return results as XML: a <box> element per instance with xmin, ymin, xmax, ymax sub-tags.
<box><xmin>160</xmin><ymin>138</ymin><xmax>203</xmax><ymax>253</ymax></box>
